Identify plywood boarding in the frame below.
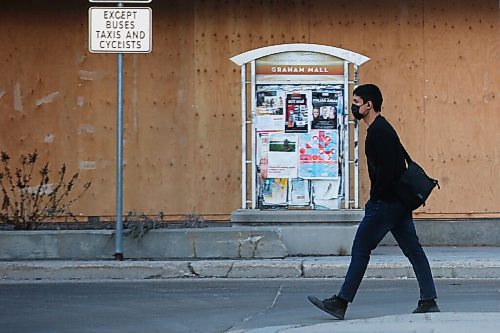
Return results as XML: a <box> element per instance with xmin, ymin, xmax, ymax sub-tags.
<box><xmin>192</xmin><ymin>0</ymin><xmax>241</xmax><ymax>213</ymax></box>
<box><xmin>118</xmin><ymin>1</ymin><xmax>197</xmax><ymax>215</ymax></box>
<box><xmin>421</xmin><ymin>0</ymin><xmax>500</xmax><ymax>214</ymax></box>
<box><xmin>0</xmin><ymin>2</ymin><xmax>97</xmax><ymax>215</ymax></box>
<box><xmin>0</xmin><ymin>0</ymin><xmax>498</xmax><ymax>218</ymax></box>
<box><xmin>308</xmin><ymin>0</ymin><xmax>427</xmax><ymax>208</ymax></box>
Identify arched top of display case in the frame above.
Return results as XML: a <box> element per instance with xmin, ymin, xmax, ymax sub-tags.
<box><xmin>230</xmin><ymin>43</ymin><xmax>370</xmax><ymax>67</ymax></box>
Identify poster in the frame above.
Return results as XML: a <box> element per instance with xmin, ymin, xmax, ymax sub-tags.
<box><xmin>255</xmin><ymin>87</ymin><xmax>285</xmax><ymax>132</ymax></box>
<box><xmin>257</xmin><ymin>133</ymin><xmax>269</xmax><ymax>179</ymax></box>
<box><xmin>268</xmin><ymin>133</ymin><xmax>298</xmax><ymax>178</ymax></box>
<box><xmin>298</xmin><ymin>130</ymin><xmax>339</xmax><ymax>179</ymax></box>
<box><xmin>312</xmin><ymin>179</ymin><xmax>341</xmax><ymax>209</ymax></box>
<box><xmin>285</xmin><ymin>92</ymin><xmax>309</xmax><ymax>133</ymax></box>
<box><xmin>253</xmin><ymin>82</ymin><xmax>346</xmax><ymax>209</ymax></box>
<box><xmin>256</xmin><ymin>89</ymin><xmax>284</xmax><ymax>115</ymax></box>
<box><xmin>288</xmin><ymin>178</ymin><xmax>311</xmax><ymax>206</ymax></box>
<box><xmin>262</xmin><ymin>178</ymin><xmax>288</xmax><ymax>205</ymax></box>
<box><xmin>311</xmin><ymin>91</ymin><xmax>338</xmax><ymax>130</ymax></box>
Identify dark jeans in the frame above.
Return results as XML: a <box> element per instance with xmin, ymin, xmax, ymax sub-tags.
<box><xmin>338</xmin><ymin>199</ymin><xmax>437</xmax><ymax>302</ymax></box>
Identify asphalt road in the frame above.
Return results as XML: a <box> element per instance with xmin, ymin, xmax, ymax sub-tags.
<box><xmin>0</xmin><ymin>279</ymin><xmax>498</xmax><ymax>333</ymax></box>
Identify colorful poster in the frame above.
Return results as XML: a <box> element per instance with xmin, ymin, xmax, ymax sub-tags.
<box><xmin>285</xmin><ymin>93</ymin><xmax>309</xmax><ymax>133</ymax></box>
<box><xmin>311</xmin><ymin>91</ymin><xmax>338</xmax><ymax>130</ymax></box>
<box><xmin>268</xmin><ymin>133</ymin><xmax>298</xmax><ymax>178</ymax></box>
<box><xmin>256</xmin><ymin>89</ymin><xmax>284</xmax><ymax>115</ymax></box>
<box><xmin>262</xmin><ymin>178</ymin><xmax>288</xmax><ymax>205</ymax></box>
<box><xmin>288</xmin><ymin>178</ymin><xmax>311</xmax><ymax>206</ymax></box>
<box><xmin>298</xmin><ymin>130</ymin><xmax>339</xmax><ymax>179</ymax></box>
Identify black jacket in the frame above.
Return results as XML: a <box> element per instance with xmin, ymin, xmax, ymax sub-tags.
<box><xmin>365</xmin><ymin>115</ymin><xmax>406</xmax><ymax>201</ymax></box>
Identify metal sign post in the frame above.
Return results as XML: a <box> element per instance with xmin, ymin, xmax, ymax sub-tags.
<box><xmin>115</xmin><ymin>2</ymin><xmax>125</xmax><ymax>260</ymax></box>
<box><xmin>88</xmin><ymin>0</ymin><xmax>152</xmax><ymax>260</ymax></box>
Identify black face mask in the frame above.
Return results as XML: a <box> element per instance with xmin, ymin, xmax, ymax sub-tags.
<box><xmin>351</xmin><ymin>103</ymin><xmax>366</xmax><ymax>120</ymax></box>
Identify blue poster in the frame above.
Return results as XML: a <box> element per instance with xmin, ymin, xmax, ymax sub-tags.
<box><xmin>298</xmin><ymin>130</ymin><xmax>339</xmax><ymax>179</ymax></box>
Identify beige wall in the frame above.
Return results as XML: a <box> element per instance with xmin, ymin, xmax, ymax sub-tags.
<box><xmin>0</xmin><ymin>0</ymin><xmax>498</xmax><ymax>218</ymax></box>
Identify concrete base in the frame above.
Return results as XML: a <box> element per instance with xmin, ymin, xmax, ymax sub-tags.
<box><xmin>0</xmin><ymin>225</ymin><xmax>355</xmax><ymax>260</ymax></box>
<box><xmin>231</xmin><ymin>209</ymin><xmax>500</xmax><ymax>246</ymax></box>
<box><xmin>234</xmin><ymin>225</ymin><xmax>357</xmax><ymax>256</ymax></box>
<box><xmin>1</xmin><ymin>214</ymin><xmax>499</xmax><ymax>261</ymax></box>
<box><xmin>381</xmin><ymin>219</ymin><xmax>500</xmax><ymax>246</ymax></box>
<box><xmin>278</xmin><ymin>225</ymin><xmax>356</xmax><ymax>255</ymax></box>
<box><xmin>231</xmin><ymin>209</ymin><xmax>364</xmax><ymax>224</ymax></box>
<box><xmin>231</xmin><ymin>210</ymin><xmax>361</xmax><ymax>256</ymax></box>
<box><xmin>0</xmin><ymin>228</ymin><xmax>287</xmax><ymax>260</ymax></box>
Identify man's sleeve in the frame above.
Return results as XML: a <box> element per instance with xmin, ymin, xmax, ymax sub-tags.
<box><xmin>372</xmin><ymin>130</ymin><xmax>400</xmax><ymax>195</ymax></box>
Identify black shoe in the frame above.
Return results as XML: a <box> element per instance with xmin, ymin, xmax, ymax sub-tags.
<box><xmin>307</xmin><ymin>295</ymin><xmax>348</xmax><ymax>320</ymax></box>
<box><xmin>412</xmin><ymin>299</ymin><xmax>441</xmax><ymax>313</ymax></box>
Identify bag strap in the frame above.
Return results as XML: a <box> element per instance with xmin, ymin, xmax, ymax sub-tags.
<box><xmin>400</xmin><ymin>140</ymin><xmax>441</xmax><ymax>189</ymax></box>
<box><xmin>399</xmin><ymin>141</ymin><xmax>413</xmax><ymax>164</ymax></box>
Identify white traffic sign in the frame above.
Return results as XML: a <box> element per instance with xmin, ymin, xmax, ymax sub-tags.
<box><xmin>89</xmin><ymin>1</ymin><xmax>152</xmax><ymax>3</ymax></box>
<box><xmin>89</xmin><ymin>7</ymin><xmax>152</xmax><ymax>53</ymax></box>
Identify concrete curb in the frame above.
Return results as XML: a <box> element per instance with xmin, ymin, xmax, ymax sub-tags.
<box><xmin>1</xmin><ymin>252</ymin><xmax>499</xmax><ymax>281</ymax></box>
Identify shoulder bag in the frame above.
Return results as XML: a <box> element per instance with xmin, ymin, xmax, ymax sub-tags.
<box><xmin>396</xmin><ymin>143</ymin><xmax>440</xmax><ymax>211</ymax></box>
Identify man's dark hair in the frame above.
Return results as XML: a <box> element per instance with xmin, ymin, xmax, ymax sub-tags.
<box><xmin>353</xmin><ymin>84</ymin><xmax>383</xmax><ymax>112</ymax></box>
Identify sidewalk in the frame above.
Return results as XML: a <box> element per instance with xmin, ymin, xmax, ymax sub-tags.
<box><xmin>1</xmin><ymin>246</ymin><xmax>499</xmax><ymax>281</ymax></box>
<box><xmin>229</xmin><ymin>313</ymin><xmax>500</xmax><ymax>333</ymax></box>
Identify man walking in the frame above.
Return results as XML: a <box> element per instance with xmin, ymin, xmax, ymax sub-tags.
<box><xmin>308</xmin><ymin>84</ymin><xmax>440</xmax><ymax>320</ymax></box>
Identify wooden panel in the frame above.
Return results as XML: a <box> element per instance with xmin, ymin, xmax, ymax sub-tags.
<box><xmin>192</xmin><ymin>0</ymin><xmax>310</xmax><ymax>213</ymax></box>
<box><xmin>308</xmin><ymin>0</ymin><xmax>427</xmax><ymax>207</ymax></box>
<box><xmin>422</xmin><ymin>0</ymin><xmax>500</xmax><ymax>213</ymax></box>
<box><xmin>0</xmin><ymin>2</ymin><xmax>96</xmax><ymax>216</ymax></box>
<box><xmin>119</xmin><ymin>0</ymin><xmax>197</xmax><ymax>215</ymax></box>
<box><xmin>0</xmin><ymin>0</ymin><xmax>498</xmax><ymax>218</ymax></box>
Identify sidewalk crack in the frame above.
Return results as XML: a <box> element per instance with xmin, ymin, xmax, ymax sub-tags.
<box><xmin>225</xmin><ymin>262</ymin><xmax>235</xmax><ymax>278</ymax></box>
<box><xmin>268</xmin><ymin>285</ymin><xmax>283</xmax><ymax>310</ymax></box>
<box><xmin>187</xmin><ymin>262</ymin><xmax>200</xmax><ymax>277</ymax></box>
<box><xmin>223</xmin><ymin>285</ymin><xmax>283</xmax><ymax>332</ymax></box>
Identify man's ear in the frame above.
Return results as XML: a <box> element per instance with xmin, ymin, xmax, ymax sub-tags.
<box><xmin>367</xmin><ymin>101</ymin><xmax>372</xmax><ymax>109</ymax></box>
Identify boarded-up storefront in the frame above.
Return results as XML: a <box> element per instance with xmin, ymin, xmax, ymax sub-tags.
<box><xmin>0</xmin><ymin>0</ymin><xmax>498</xmax><ymax>219</ymax></box>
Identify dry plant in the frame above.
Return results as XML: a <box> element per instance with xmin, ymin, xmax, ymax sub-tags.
<box><xmin>0</xmin><ymin>150</ymin><xmax>91</xmax><ymax>230</ymax></box>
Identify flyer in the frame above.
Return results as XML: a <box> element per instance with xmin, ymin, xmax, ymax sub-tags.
<box><xmin>257</xmin><ymin>133</ymin><xmax>269</xmax><ymax>179</ymax></box>
<box><xmin>255</xmin><ymin>87</ymin><xmax>285</xmax><ymax>132</ymax></box>
<box><xmin>267</xmin><ymin>133</ymin><xmax>299</xmax><ymax>179</ymax></box>
<box><xmin>298</xmin><ymin>130</ymin><xmax>339</xmax><ymax>179</ymax></box>
<box><xmin>311</xmin><ymin>91</ymin><xmax>338</xmax><ymax>130</ymax></box>
<box><xmin>262</xmin><ymin>178</ymin><xmax>288</xmax><ymax>205</ymax></box>
<box><xmin>288</xmin><ymin>178</ymin><xmax>311</xmax><ymax>206</ymax></box>
<box><xmin>285</xmin><ymin>93</ymin><xmax>309</xmax><ymax>133</ymax></box>
<box><xmin>312</xmin><ymin>179</ymin><xmax>341</xmax><ymax>209</ymax></box>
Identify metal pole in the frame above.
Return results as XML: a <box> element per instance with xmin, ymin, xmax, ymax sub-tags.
<box><xmin>250</xmin><ymin>60</ymin><xmax>257</xmax><ymax>208</ymax></box>
<box><xmin>241</xmin><ymin>64</ymin><xmax>247</xmax><ymax>209</ymax></box>
<box><xmin>353</xmin><ymin>65</ymin><xmax>360</xmax><ymax>208</ymax></box>
<box><xmin>343</xmin><ymin>62</ymin><xmax>350</xmax><ymax>209</ymax></box>
<box><xmin>114</xmin><ymin>2</ymin><xmax>124</xmax><ymax>261</ymax></box>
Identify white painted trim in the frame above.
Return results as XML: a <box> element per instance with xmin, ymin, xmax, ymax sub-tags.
<box><xmin>343</xmin><ymin>62</ymin><xmax>350</xmax><ymax>209</ymax></box>
<box><xmin>250</xmin><ymin>61</ymin><xmax>257</xmax><ymax>209</ymax></box>
<box><xmin>230</xmin><ymin>43</ymin><xmax>370</xmax><ymax>67</ymax></box>
<box><xmin>241</xmin><ymin>65</ymin><xmax>247</xmax><ymax>209</ymax></box>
